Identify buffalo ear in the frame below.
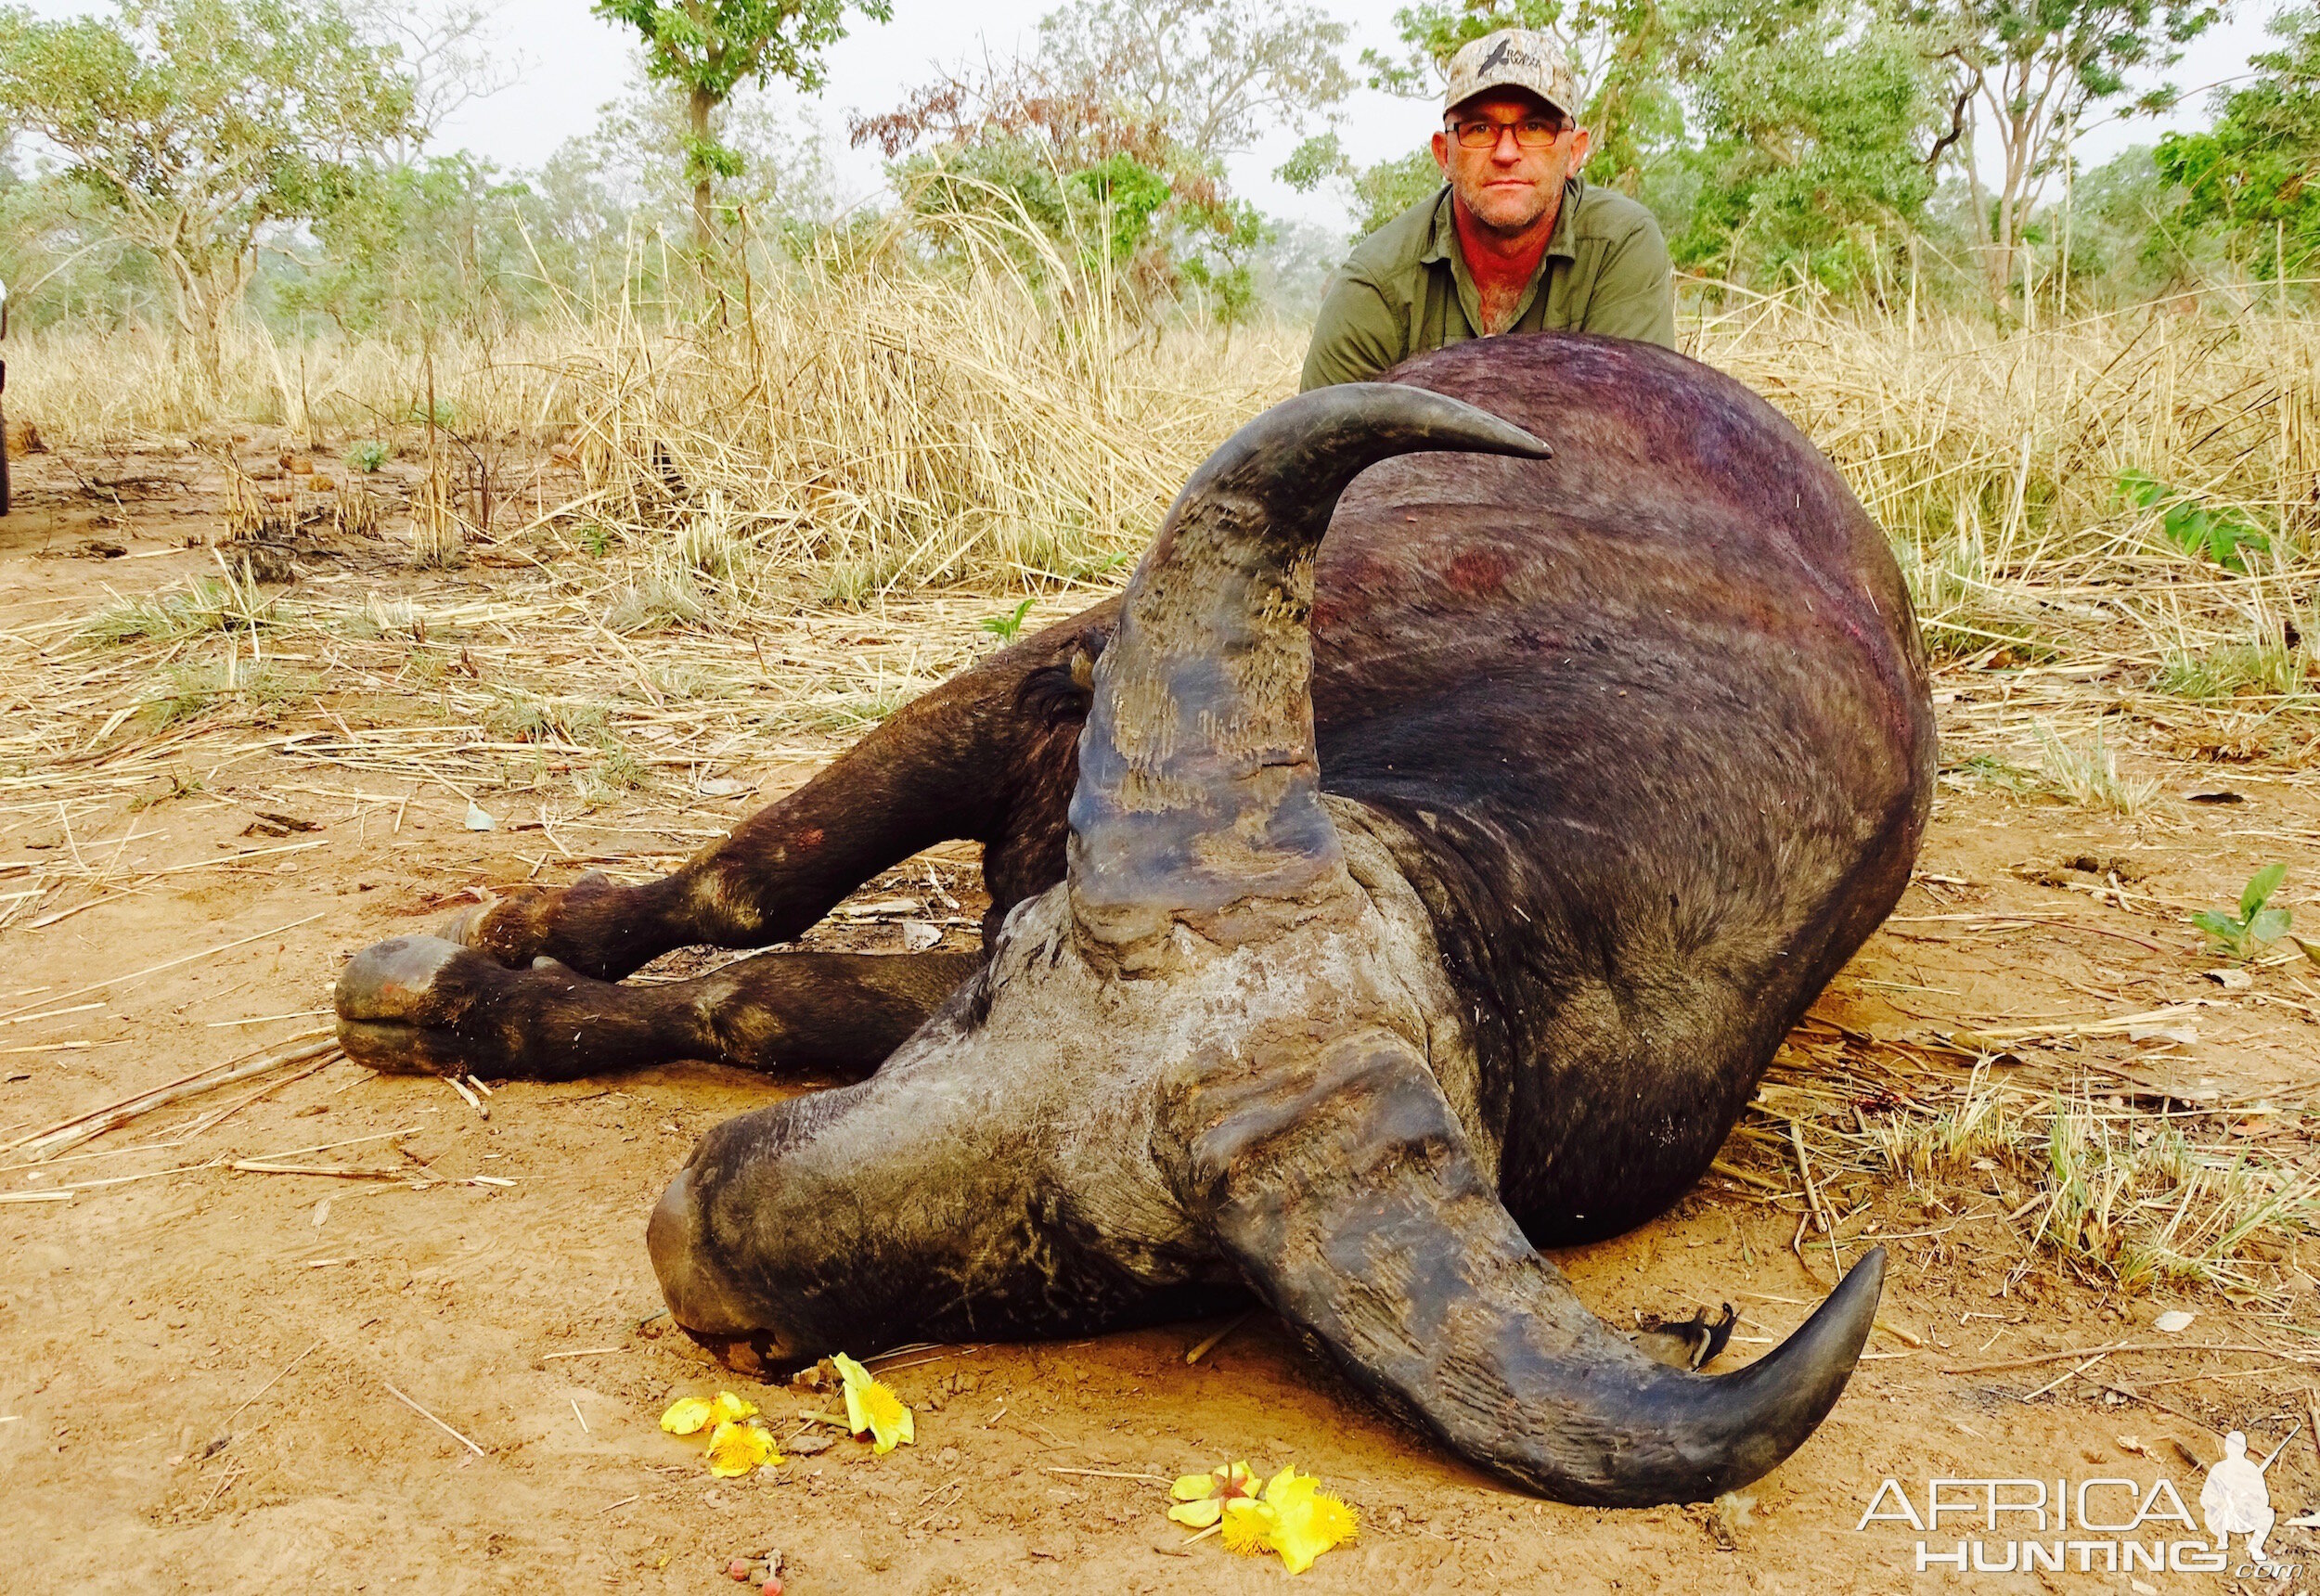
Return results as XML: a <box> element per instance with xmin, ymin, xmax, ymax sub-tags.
<box><xmin>1159</xmin><ymin>1026</ymin><xmax>1884</xmax><ymax>1506</ymax></box>
<box><xmin>1067</xmin><ymin>383</ymin><xmax>1549</xmax><ymax>950</ymax></box>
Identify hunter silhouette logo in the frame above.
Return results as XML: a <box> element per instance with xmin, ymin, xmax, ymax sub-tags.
<box><xmin>2200</xmin><ymin>1431</ymin><xmax>2281</xmax><ymax>1560</ymax></box>
<box><xmin>1476</xmin><ymin>37</ymin><xmax>1515</xmax><ymax>74</ymax></box>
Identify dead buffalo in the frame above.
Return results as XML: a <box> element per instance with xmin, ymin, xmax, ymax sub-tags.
<box><xmin>335</xmin><ymin>332</ymin><xmax>1935</xmax><ymax>1506</ymax></box>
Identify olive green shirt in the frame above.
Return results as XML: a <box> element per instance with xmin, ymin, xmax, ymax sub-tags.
<box><xmin>1300</xmin><ymin>177</ymin><xmax>1676</xmax><ymax>391</ymax></box>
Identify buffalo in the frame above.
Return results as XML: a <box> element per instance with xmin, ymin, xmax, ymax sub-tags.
<box><xmin>336</xmin><ymin>332</ymin><xmax>1935</xmax><ymax>1505</ymax></box>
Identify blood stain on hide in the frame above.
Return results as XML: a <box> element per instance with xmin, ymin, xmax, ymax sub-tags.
<box><xmin>1446</xmin><ymin>547</ymin><xmax>1512</xmax><ymax>597</ymax></box>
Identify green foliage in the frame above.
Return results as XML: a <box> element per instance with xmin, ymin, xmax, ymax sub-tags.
<box><xmin>0</xmin><ymin>0</ymin><xmax>419</xmax><ymax>363</ymax></box>
<box><xmin>864</xmin><ymin>0</ymin><xmax>1345</xmax><ymax>319</ymax></box>
<box><xmin>2191</xmin><ymin>864</ymin><xmax>2291</xmax><ymax>960</ymax></box>
<box><xmin>294</xmin><ymin>153</ymin><xmax>541</xmax><ymax>339</ymax></box>
<box><xmin>2156</xmin><ymin>642</ymin><xmax>2309</xmax><ymax>702</ymax></box>
<box><xmin>2118</xmin><ymin>470</ymin><xmax>2269</xmax><ymax>573</ymax></box>
<box><xmin>81</xmin><ymin>572</ymin><xmax>287</xmax><ymax>643</ymax></box>
<box><xmin>1667</xmin><ymin>0</ymin><xmax>1943</xmax><ymax>285</ymax></box>
<box><xmin>347</xmin><ymin>439</ymin><xmax>391</xmax><ymax>472</ymax></box>
<box><xmin>2154</xmin><ymin>6</ymin><xmax>2320</xmax><ymax>278</ymax></box>
<box><xmin>979</xmin><ymin>597</ymin><xmax>1037</xmax><ymax>642</ymax></box>
<box><xmin>591</xmin><ymin>0</ymin><xmax>890</xmax><ymax>241</ymax></box>
<box><xmin>1069</xmin><ymin>154</ymin><xmax>1177</xmax><ymax>264</ymax></box>
<box><xmin>1276</xmin><ymin>134</ymin><xmax>1442</xmax><ymax>236</ymax></box>
<box><xmin>1928</xmin><ymin>0</ymin><xmax>2221</xmax><ymax>302</ymax></box>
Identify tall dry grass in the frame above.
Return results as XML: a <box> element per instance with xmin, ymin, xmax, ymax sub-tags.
<box><xmin>12</xmin><ymin>241</ymin><xmax>2318</xmax><ymax>644</ymax></box>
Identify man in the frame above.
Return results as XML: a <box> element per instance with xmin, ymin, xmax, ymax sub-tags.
<box><xmin>1301</xmin><ymin>28</ymin><xmax>1675</xmax><ymax>392</ymax></box>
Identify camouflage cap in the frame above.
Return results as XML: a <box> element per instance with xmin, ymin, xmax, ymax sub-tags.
<box><xmin>1442</xmin><ymin>29</ymin><xmax>1579</xmax><ymax>120</ymax></box>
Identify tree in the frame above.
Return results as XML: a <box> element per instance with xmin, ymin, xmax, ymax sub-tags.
<box><xmin>292</xmin><ymin>152</ymin><xmax>540</xmax><ymax>339</ymax></box>
<box><xmin>854</xmin><ymin>0</ymin><xmax>1351</xmax><ymax>317</ymax></box>
<box><xmin>590</xmin><ymin>0</ymin><xmax>890</xmax><ymax>250</ymax></box>
<box><xmin>0</xmin><ymin>0</ymin><xmax>419</xmax><ymax>373</ymax></box>
<box><xmin>1669</xmin><ymin>0</ymin><xmax>1945</xmax><ymax>287</ymax></box>
<box><xmin>1035</xmin><ymin>0</ymin><xmax>1351</xmax><ymax>164</ymax></box>
<box><xmin>2155</xmin><ymin>6</ymin><xmax>2320</xmax><ymax>281</ymax></box>
<box><xmin>1926</xmin><ymin>0</ymin><xmax>2219</xmax><ymax>300</ymax></box>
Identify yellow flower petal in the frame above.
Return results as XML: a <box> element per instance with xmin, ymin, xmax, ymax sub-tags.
<box><xmin>831</xmin><ymin>1352</ymin><xmax>914</xmax><ymax>1453</ymax></box>
<box><xmin>1247</xmin><ymin>1466</ymin><xmax>1357</xmax><ymax>1574</ymax></box>
<box><xmin>1171</xmin><ymin>1472</ymin><xmax>1217</xmax><ymax>1502</ymax></box>
<box><xmin>704</xmin><ymin>1420</ymin><xmax>780</xmax><ymax>1477</ymax></box>
<box><xmin>709</xmin><ymin>1391</ymin><xmax>759</xmax><ymax>1424</ymax></box>
<box><xmin>1166</xmin><ymin>1499</ymin><xmax>1224</xmax><ymax>1528</ymax></box>
<box><xmin>659</xmin><ymin>1396</ymin><xmax>715</xmax><ymax>1435</ymax></box>
<box><xmin>1219</xmin><ymin>1499</ymin><xmax>1275</xmax><ymax>1556</ymax></box>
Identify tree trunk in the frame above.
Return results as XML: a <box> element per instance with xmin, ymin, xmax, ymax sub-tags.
<box><xmin>690</xmin><ymin>84</ymin><xmax>716</xmax><ymax>251</ymax></box>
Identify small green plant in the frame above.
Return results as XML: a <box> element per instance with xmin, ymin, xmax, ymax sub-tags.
<box><xmin>2156</xmin><ymin>642</ymin><xmax>2308</xmax><ymax>702</ymax></box>
<box><xmin>347</xmin><ymin>439</ymin><xmax>391</xmax><ymax>472</ymax></box>
<box><xmin>979</xmin><ymin>597</ymin><xmax>1036</xmax><ymax>643</ymax></box>
<box><xmin>2191</xmin><ymin>863</ymin><xmax>2290</xmax><ymax>959</ymax></box>
<box><xmin>2034</xmin><ymin>726</ymin><xmax>2158</xmax><ymax>814</ymax></box>
<box><xmin>81</xmin><ymin>572</ymin><xmax>288</xmax><ymax>644</ymax></box>
<box><xmin>1946</xmin><ymin>752</ymin><xmax>2040</xmax><ymax>794</ymax></box>
<box><xmin>578</xmin><ymin>521</ymin><xmax>612</xmax><ymax>558</ymax></box>
<box><xmin>2119</xmin><ymin>471</ymin><xmax>2271</xmax><ymax>573</ymax></box>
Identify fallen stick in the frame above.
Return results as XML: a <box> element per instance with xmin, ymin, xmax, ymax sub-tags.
<box><xmin>0</xmin><ymin>1057</ymin><xmax>248</xmax><ymax>1152</ymax></box>
<box><xmin>180</xmin><ymin>1053</ymin><xmax>340</xmax><ymax>1138</ymax></box>
<box><xmin>207</xmin><ymin>1337</ymin><xmax>328</xmax><ymax>1455</ymax></box>
<box><xmin>381</xmin><ymin>1378</ymin><xmax>486</xmax><ymax>1457</ymax></box>
<box><xmin>10</xmin><ymin>1036</ymin><xmax>339</xmax><ymax>1160</ymax></box>
<box><xmin>1944</xmin><ymin>1339</ymin><xmax>2318</xmax><ymax>1375</ymax></box>
<box><xmin>1184</xmin><ymin>1309</ymin><xmax>1254</xmax><ymax>1365</ymax></box>
<box><xmin>0</xmin><ymin>911</ymin><xmax>326</xmax><ymax>1023</ymax></box>
<box><xmin>230</xmin><ymin>1162</ymin><xmax>407</xmax><ymax>1178</ymax></box>
<box><xmin>2025</xmin><ymin>1350</ymin><xmax>2112</xmax><ymax>1400</ymax></box>
<box><xmin>446</xmin><ymin>1075</ymin><xmax>488</xmax><ymax>1120</ymax></box>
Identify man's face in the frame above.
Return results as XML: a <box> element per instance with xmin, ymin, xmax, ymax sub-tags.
<box><xmin>1430</xmin><ymin>90</ymin><xmax>1592</xmax><ymax>237</ymax></box>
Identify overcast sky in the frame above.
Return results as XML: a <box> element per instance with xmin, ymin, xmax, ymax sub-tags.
<box><xmin>31</xmin><ymin>0</ymin><xmax>2299</xmax><ymax>233</ymax></box>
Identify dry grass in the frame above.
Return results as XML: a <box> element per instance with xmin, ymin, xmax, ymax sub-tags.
<box><xmin>1721</xmin><ymin>1028</ymin><xmax>2319</xmax><ymax>1306</ymax></box>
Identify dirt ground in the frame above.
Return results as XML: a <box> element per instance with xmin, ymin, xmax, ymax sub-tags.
<box><xmin>2</xmin><ymin>438</ymin><xmax>2316</xmax><ymax>1595</ymax></box>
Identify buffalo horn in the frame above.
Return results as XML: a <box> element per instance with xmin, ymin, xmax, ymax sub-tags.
<box><xmin>1068</xmin><ymin>383</ymin><xmax>1549</xmax><ymax>946</ymax></box>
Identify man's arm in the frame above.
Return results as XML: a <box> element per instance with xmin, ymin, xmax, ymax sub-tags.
<box><xmin>1299</xmin><ymin>272</ymin><xmax>1408</xmax><ymax>392</ymax></box>
<box><xmin>1580</xmin><ymin>214</ymin><xmax>1676</xmax><ymax>350</ymax></box>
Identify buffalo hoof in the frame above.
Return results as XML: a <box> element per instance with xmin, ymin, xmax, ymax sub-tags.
<box><xmin>334</xmin><ymin>933</ymin><xmax>511</xmax><ymax>1075</ymax></box>
<box><xmin>435</xmin><ymin>870</ymin><xmax>624</xmax><ymax>972</ymax></box>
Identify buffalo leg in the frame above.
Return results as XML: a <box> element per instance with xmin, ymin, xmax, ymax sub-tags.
<box><xmin>335</xmin><ymin>938</ymin><xmax>986</xmax><ymax>1081</ymax></box>
<box><xmin>435</xmin><ymin>614</ymin><xmax>1109</xmax><ymax>980</ymax></box>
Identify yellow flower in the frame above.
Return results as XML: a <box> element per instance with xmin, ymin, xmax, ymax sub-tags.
<box><xmin>1217</xmin><ymin>1466</ymin><xmax>1357</xmax><ymax>1575</ymax></box>
<box><xmin>831</xmin><ymin>1352</ymin><xmax>914</xmax><ymax>1453</ymax></box>
<box><xmin>659</xmin><ymin>1391</ymin><xmax>759</xmax><ymax>1435</ymax></box>
<box><xmin>704</xmin><ymin>1420</ymin><xmax>781</xmax><ymax>1477</ymax></box>
<box><xmin>1166</xmin><ymin>1460</ymin><xmax>1258</xmax><ymax>1528</ymax></box>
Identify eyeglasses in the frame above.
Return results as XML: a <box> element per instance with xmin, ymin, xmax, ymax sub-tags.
<box><xmin>1449</xmin><ymin>118</ymin><xmax>1568</xmax><ymax>149</ymax></box>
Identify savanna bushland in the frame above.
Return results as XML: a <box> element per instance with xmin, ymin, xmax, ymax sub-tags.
<box><xmin>1</xmin><ymin>0</ymin><xmax>2316</xmax><ymax>1590</ymax></box>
